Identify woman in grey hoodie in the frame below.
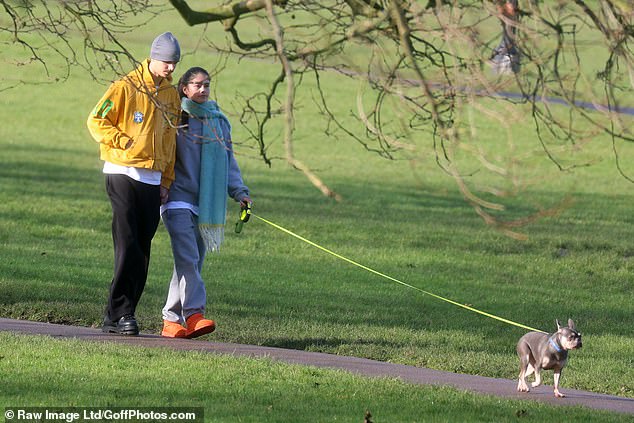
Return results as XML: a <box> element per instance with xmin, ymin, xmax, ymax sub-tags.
<box><xmin>160</xmin><ymin>66</ymin><xmax>252</xmax><ymax>338</ymax></box>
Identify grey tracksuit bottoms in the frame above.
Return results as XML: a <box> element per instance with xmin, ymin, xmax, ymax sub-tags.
<box><xmin>161</xmin><ymin>208</ymin><xmax>207</xmax><ymax>323</ymax></box>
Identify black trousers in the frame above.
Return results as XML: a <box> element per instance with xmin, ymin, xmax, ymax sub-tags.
<box><xmin>105</xmin><ymin>174</ymin><xmax>161</xmax><ymax>322</ymax></box>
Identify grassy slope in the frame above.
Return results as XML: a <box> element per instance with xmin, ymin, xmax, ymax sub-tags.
<box><xmin>1</xmin><ymin>332</ymin><xmax>632</xmax><ymax>423</ymax></box>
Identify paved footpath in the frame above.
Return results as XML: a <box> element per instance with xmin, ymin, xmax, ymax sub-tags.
<box><xmin>1</xmin><ymin>318</ymin><xmax>632</xmax><ymax>415</ymax></box>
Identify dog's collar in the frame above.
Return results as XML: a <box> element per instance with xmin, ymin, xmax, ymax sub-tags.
<box><xmin>549</xmin><ymin>337</ymin><xmax>563</xmax><ymax>353</ymax></box>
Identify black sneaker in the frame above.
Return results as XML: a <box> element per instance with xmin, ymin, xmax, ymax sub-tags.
<box><xmin>102</xmin><ymin>315</ymin><xmax>139</xmax><ymax>336</ymax></box>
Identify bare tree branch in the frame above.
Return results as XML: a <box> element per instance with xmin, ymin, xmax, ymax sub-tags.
<box><xmin>3</xmin><ymin>0</ymin><xmax>634</xmax><ymax>236</ymax></box>
<box><xmin>169</xmin><ymin>0</ymin><xmax>289</xmax><ymax>25</ymax></box>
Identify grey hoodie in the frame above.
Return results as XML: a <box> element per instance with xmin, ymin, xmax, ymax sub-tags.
<box><xmin>167</xmin><ymin>112</ymin><xmax>249</xmax><ymax>208</ymax></box>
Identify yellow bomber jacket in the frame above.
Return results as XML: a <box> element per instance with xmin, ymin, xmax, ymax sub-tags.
<box><xmin>87</xmin><ymin>59</ymin><xmax>180</xmax><ymax>188</ymax></box>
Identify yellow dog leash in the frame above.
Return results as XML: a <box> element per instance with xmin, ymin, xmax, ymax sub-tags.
<box><xmin>249</xmin><ymin>213</ymin><xmax>547</xmax><ymax>334</ymax></box>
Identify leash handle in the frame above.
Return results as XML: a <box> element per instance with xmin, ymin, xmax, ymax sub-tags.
<box><xmin>235</xmin><ymin>202</ymin><xmax>252</xmax><ymax>233</ymax></box>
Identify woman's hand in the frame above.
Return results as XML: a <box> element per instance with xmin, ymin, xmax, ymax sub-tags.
<box><xmin>240</xmin><ymin>197</ymin><xmax>252</xmax><ymax>208</ymax></box>
<box><xmin>160</xmin><ymin>186</ymin><xmax>170</xmax><ymax>204</ymax></box>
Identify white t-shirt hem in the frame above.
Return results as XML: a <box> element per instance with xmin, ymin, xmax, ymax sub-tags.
<box><xmin>103</xmin><ymin>162</ymin><xmax>162</xmax><ymax>186</ymax></box>
<box><xmin>160</xmin><ymin>201</ymin><xmax>199</xmax><ymax>216</ymax></box>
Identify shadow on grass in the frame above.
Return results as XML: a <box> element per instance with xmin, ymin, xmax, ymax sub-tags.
<box><xmin>2</xmin><ymin>148</ymin><xmax>634</xmax><ymax>350</ymax></box>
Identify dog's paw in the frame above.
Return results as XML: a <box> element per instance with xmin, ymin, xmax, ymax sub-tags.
<box><xmin>517</xmin><ymin>382</ymin><xmax>529</xmax><ymax>393</ymax></box>
<box><xmin>554</xmin><ymin>389</ymin><xmax>565</xmax><ymax>398</ymax></box>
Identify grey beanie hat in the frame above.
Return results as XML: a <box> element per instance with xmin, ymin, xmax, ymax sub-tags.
<box><xmin>150</xmin><ymin>32</ymin><xmax>180</xmax><ymax>62</ymax></box>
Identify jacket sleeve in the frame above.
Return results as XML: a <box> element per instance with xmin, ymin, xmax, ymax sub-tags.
<box><xmin>224</xmin><ymin>123</ymin><xmax>249</xmax><ymax>202</ymax></box>
<box><xmin>160</xmin><ymin>126</ymin><xmax>177</xmax><ymax>189</ymax></box>
<box><xmin>160</xmin><ymin>96</ymin><xmax>180</xmax><ymax>189</ymax></box>
<box><xmin>86</xmin><ymin>81</ymin><xmax>132</xmax><ymax>150</ymax></box>
<box><xmin>227</xmin><ymin>143</ymin><xmax>249</xmax><ymax>202</ymax></box>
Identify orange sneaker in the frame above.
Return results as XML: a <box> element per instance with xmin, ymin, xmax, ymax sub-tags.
<box><xmin>185</xmin><ymin>313</ymin><xmax>216</xmax><ymax>339</ymax></box>
<box><xmin>161</xmin><ymin>320</ymin><xmax>187</xmax><ymax>338</ymax></box>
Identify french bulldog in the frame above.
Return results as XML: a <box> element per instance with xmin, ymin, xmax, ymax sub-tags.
<box><xmin>516</xmin><ymin>319</ymin><xmax>582</xmax><ymax>398</ymax></box>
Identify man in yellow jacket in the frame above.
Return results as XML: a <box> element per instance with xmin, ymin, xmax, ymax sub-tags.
<box><xmin>87</xmin><ymin>32</ymin><xmax>181</xmax><ymax>335</ymax></box>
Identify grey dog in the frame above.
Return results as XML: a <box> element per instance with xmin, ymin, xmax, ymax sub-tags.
<box><xmin>516</xmin><ymin>319</ymin><xmax>582</xmax><ymax>397</ymax></box>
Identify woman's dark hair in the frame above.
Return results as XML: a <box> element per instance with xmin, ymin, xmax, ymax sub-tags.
<box><xmin>177</xmin><ymin>67</ymin><xmax>210</xmax><ymax>128</ymax></box>
<box><xmin>177</xmin><ymin>66</ymin><xmax>210</xmax><ymax>99</ymax></box>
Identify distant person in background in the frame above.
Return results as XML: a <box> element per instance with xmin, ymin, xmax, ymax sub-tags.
<box><xmin>87</xmin><ymin>32</ymin><xmax>181</xmax><ymax>336</ymax></box>
<box><xmin>160</xmin><ymin>66</ymin><xmax>252</xmax><ymax>338</ymax></box>
<box><xmin>491</xmin><ymin>0</ymin><xmax>520</xmax><ymax>74</ymax></box>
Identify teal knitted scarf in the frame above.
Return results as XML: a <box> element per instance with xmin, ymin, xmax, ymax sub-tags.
<box><xmin>181</xmin><ymin>98</ymin><xmax>230</xmax><ymax>252</ymax></box>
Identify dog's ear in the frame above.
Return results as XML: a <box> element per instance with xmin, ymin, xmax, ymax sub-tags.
<box><xmin>568</xmin><ymin>319</ymin><xmax>576</xmax><ymax>331</ymax></box>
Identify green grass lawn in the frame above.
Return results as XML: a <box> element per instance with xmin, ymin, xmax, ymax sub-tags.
<box><xmin>1</xmin><ymin>332</ymin><xmax>632</xmax><ymax>423</ymax></box>
<box><xmin>1</xmin><ymin>1</ymin><xmax>633</xmax><ymax>421</ymax></box>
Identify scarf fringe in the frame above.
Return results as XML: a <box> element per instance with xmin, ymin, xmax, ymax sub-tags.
<box><xmin>199</xmin><ymin>224</ymin><xmax>225</xmax><ymax>253</ymax></box>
